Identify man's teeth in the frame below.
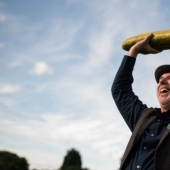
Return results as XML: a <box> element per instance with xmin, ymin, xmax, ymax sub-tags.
<box><xmin>160</xmin><ymin>88</ymin><xmax>169</xmax><ymax>93</ymax></box>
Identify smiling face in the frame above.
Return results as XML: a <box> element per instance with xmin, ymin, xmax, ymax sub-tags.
<box><xmin>157</xmin><ymin>73</ymin><xmax>170</xmax><ymax>112</ymax></box>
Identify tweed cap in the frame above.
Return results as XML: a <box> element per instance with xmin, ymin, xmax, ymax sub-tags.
<box><xmin>155</xmin><ymin>65</ymin><xmax>170</xmax><ymax>83</ymax></box>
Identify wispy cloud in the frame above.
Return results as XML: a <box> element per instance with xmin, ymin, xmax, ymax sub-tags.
<box><xmin>0</xmin><ymin>97</ymin><xmax>17</xmax><ymax>107</ymax></box>
<box><xmin>0</xmin><ymin>84</ymin><xmax>21</xmax><ymax>94</ymax></box>
<box><xmin>0</xmin><ymin>14</ymin><xmax>7</xmax><ymax>21</ymax></box>
<box><xmin>0</xmin><ymin>110</ymin><xmax>129</xmax><ymax>169</ymax></box>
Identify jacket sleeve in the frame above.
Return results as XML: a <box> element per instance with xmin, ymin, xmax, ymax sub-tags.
<box><xmin>111</xmin><ymin>55</ymin><xmax>147</xmax><ymax>132</ymax></box>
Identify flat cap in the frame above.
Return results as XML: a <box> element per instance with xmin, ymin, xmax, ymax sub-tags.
<box><xmin>155</xmin><ymin>65</ymin><xmax>170</xmax><ymax>83</ymax></box>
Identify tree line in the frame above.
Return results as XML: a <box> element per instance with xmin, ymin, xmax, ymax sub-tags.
<box><xmin>0</xmin><ymin>148</ymin><xmax>90</xmax><ymax>170</ymax></box>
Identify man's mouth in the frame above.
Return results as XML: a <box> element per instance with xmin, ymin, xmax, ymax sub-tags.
<box><xmin>160</xmin><ymin>87</ymin><xmax>170</xmax><ymax>94</ymax></box>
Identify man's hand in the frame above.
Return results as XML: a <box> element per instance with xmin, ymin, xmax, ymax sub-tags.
<box><xmin>128</xmin><ymin>33</ymin><xmax>162</xmax><ymax>58</ymax></box>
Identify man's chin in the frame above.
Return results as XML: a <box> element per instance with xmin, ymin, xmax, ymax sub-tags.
<box><xmin>160</xmin><ymin>99</ymin><xmax>170</xmax><ymax>111</ymax></box>
<box><xmin>161</xmin><ymin>99</ymin><xmax>170</xmax><ymax>105</ymax></box>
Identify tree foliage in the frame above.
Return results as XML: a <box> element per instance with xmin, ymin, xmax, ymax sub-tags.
<box><xmin>0</xmin><ymin>150</ymin><xmax>29</xmax><ymax>170</ymax></box>
<box><xmin>60</xmin><ymin>148</ymin><xmax>82</xmax><ymax>170</ymax></box>
<box><xmin>59</xmin><ymin>148</ymin><xmax>90</xmax><ymax>170</ymax></box>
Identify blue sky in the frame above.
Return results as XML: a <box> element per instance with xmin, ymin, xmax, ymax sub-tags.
<box><xmin>1</xmin><ymin>0</ymin><xmax>170</xmax><ymax>169</ymax></box>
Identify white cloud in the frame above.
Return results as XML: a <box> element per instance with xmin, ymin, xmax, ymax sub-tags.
<box><xmin>0</xmin><ymin>97</ymin><xmax>17</xmax><ymax>106</ymax></box>
<box><xmin>0</xmin><ymin>14</ymin><xmax>7</xmax><ymax>21</ymax></box>
<box><xmin>0</xmin><ymin>110</ymin><xmax>130</xmax><ymax>169</ymax></box>
<box><xmin>0</xmin><ymin>42</ymin><xmax>4</xmax><ymax>48</ymax></box>
<box><xmin>0</xmin><ymin>84</ymin><xmax>21</xmax><ymax>94</ymax></box>
<box><xmin>29</xmin><ymin>62</ymin><xmax>53</xmax><ymax>76</ymax></box>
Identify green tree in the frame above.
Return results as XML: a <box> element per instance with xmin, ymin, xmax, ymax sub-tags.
<box><xmin>0</xmin><ymin>150</ymin><xmax>29</xmax><ymax>170</ymax></box>
<box><xmin>59</xmin><ymin>148</ymin><xmax>90</xmax><ymax>170</ymax></box>
<box><xmin>60</xmin><ymin>148</ymin><xmax>82</xmax><ymax>170</ymax></box>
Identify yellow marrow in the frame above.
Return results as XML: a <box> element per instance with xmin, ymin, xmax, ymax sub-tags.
<box><xmin>122</xmin><ymin>29</ymin><xmax>170</xmax><ymax>51</ymax></box>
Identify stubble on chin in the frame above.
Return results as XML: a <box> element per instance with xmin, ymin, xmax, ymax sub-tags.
<box><xmin>160</xmin><ymin>98</ymin><xmax>170</xmax><ymax>112</ymax></box>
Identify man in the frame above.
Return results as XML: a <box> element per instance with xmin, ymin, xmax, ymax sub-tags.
<box><xmin>111</xmin><ymin>33</ymin><xmax>170</xmax><ymax>170</ymax></box>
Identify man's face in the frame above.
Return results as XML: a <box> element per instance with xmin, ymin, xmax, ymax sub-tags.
<box><xmin>157</xmin><ymin>73</ymin><xmax>170</xmax><ymax>112</ymax></box>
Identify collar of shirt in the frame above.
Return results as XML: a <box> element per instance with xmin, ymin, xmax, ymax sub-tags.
<box><xmin>154</xmin><ymin>108</ymin><xmax>170</xmax><ymax>121</ymax></box>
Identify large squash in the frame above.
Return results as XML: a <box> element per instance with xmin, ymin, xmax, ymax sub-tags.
<box><xmin>122</xmin><ymin>29</ymin><xmax>170</xmax><ymax>51</ymax></box>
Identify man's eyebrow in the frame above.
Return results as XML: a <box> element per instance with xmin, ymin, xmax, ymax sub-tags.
<box><xmin>159</xmin><ymin>75</ymin><xmax>166</xmax><ymax>81</ymax></box>
<box><xmin>159</xmin><ymin>74</ymin><xmax>170</xmax><ymax>80</ymax></box>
